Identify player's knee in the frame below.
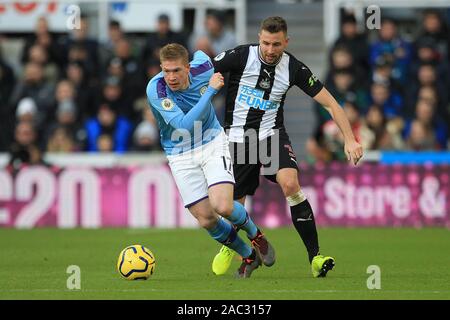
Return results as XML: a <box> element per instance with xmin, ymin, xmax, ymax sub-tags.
<box><xmin>280</xmin><ymin>179</ymin><xmax>300</xmax><ymax>197</ymax></box>
<box><xmin>212</xmin><ymin>201</ymin><xmax>234</xmax><ymax>218</ymax></box>
<box><xmin>197</xmin><ymin>215</ymin><xmax>217</xmax><ymax>230</ymax></box>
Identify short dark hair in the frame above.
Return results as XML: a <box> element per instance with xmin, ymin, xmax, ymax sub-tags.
<box><xmin>333</xmin><ymin>67</ymin><xmax>353</xmax><ymax>76</ymax></box>
<box><xmin>207</xmin><ymin>10</ymin><xmax>226</xmax><ymax>25</ymax></box>
<box><xmin>332</xmin><ymin>44</ymin><xmax>351</xmax><ymax>55</ymax></box>
<box><xmin>158</xmin><ymin>14</ymin><xmax>170</xmax><ymax>22</ymax></box>
<box><xmin>109</xmin><ymin>20</ymin><xmax>121</xmax><ymax>28</ymax></box>
<box><xmin>260</xmin><ymin>16</ymin><xmax>288</xmax><ymax>35</ymax></box>
<box><xmin>381</xmin><ymin>17</ymin><xmax>396</xmax><ymax>26</ymax></box>
<box><xmin>342</xmin><ymin>13</ymin><xmax>357</xmax><ymax>25</ymax></box>
<box><xmin>160</xmin><ymin>43</ymin><xmax>189</xmax><ymax>64</ymax></box>
<box><xmin>423</xmin><ymin>9</ymin><xmax>442</xmax><ymax>19</ymax></box>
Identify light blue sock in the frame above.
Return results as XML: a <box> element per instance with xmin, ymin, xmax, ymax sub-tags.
<box><xmin>207</xmin><ymin>217</ymin><xmax>252</xmax><ymax>258</ymax></box>
<box><xmin>227</xmin><ymin>201</ymin><xmax>258</xmax><ymax>239</ymax></box>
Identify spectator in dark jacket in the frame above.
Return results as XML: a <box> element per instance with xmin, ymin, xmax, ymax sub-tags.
<box><xmin>414</xmin><ymin>10</ymin><xmax>449</xmax><ymax>62</ymax></box>
<box><xmin>8</xmin><ymin>121</ymin><xmax>43</xmax><ymax>171</ymax></box>
<box><xmin>0</xmin><ymin>50</ymin><xmax>16</xmax><ymax>151</ymax></box>
<box><xmin>403</xmin><ymin>99</ymin><xmax>448</xmax><ymax>149</ymax></box>
<box><xmin>369</xmin><ymin>81</ymin><xmax>403</xmax><ymax>119</ymax></box>
<box><xmin>84</xmin><ymin>103</ymin><xmax>132</xmax><ymax>153</ymax></box>
<box><xmin>142</xmin><ymin>14</ymin><xmax>187</xmax><ymax>72</ymax></box>
<box><xmin>9</xmin><ymin>62</ymin><xmax>55</xmax><ymax>130</ymax></box>
<box><xmin>20</xmin><ymin>16</ymin><xmax>64</xmax><ymax>69</ymax></box>
<box><xmin>61</xmin><ymin>16</ymin><xmax>99</xmax><ymax>79</ymax></box>
<box><xmin>331</xmin><ymin>13</ymin><xmax>370</xmax><ymax>73</ymax></box>
<box><xmin>370</xmin><ymin>18</ymin><xmax>412</xmax><ymax>84</ymax></box>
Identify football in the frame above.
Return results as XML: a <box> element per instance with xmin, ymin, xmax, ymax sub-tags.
<box><xmin>117</xmin><ymin>245</ymin><xmax>156</xmax><ymax>280</ymax></box>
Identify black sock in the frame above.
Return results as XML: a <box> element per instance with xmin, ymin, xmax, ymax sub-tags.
<box><xmin>290</xmin><ymin>199</ymin><xmax>320</xmax><ymax>263</ymax></box>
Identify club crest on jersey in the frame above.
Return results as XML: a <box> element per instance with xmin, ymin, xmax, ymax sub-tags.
<box><xmin>161</xmin><ymin>98</ymin><xmax>174</xmax><ymax>110</ymax></box>
<box><xmin>214</xmin><ymin>52</ymin><xmax>226</xmax><ymax>61</ymax></box>
<box><xmin>259</xmin><ymin>78</ymin><xmax>271</xmax><ymax>89</ymax></box>
<box><xmin>200</xmin><ymin>85</ymin><xmax>208</xmax><ymax>95</ymax></box>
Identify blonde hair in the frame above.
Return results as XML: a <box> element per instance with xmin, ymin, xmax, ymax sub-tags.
<box><xmin>159</xmin><ymin>43</ymin><xmax>189</xmax><ymax>64</ymax></box>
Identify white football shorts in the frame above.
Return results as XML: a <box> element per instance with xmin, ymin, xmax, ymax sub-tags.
<box><xmin>167</xmin><ymin>131</ymin><xmax>235</xmax><ymax>207</ymax></box>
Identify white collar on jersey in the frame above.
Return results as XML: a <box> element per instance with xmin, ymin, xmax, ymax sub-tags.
<box><xmin>258</xmin><ymin>45</ymin><xmax>283</xmax><ymax>66</ymax></box>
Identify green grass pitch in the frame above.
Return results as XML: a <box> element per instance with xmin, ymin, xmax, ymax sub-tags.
<box><xmin>0</xmin><ymin>227</ymin><xmax>449</xmax><ymax>300</ymax></box>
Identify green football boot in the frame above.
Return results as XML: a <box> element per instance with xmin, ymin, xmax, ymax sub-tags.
<box><xmin>311</xmin><ymin>255</ymin><xmax>335</xmax><ymax>278</ymax></box>
<box><xmin>212</xmin><ymin>245</ymin><xmax>236</xmax><ymax>275</ymax></box>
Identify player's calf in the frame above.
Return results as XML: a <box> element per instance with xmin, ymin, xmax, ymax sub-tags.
<box><xmin>226</xmin><ymin>201</ymin><xmax>258</xmax><ymax>238</ymax></box>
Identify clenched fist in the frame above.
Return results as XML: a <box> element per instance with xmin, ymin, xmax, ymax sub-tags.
<box><xmin>209</xmin><ymin>72</ymin><xmax>224</xmax><ymax>90</ymax></box>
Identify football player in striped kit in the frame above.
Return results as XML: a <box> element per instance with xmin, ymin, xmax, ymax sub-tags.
<box><xmin>211</xmin><ymin>16</ymin><xmax>363</xmax><ymax>277</ymax></box>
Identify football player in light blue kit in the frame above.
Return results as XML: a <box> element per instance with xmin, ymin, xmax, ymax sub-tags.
<box><xmin>146</xmin><ymin>43</ymin><xmax>275</xmax><ymax>278</ymax></box>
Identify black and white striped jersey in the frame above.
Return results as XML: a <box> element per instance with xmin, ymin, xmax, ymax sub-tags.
<box><xmin>213</xmin><ymin>44</ymin><xmax>323</xmax><ymax>142</ymax></box>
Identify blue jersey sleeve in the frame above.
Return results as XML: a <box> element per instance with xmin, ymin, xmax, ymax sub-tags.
<box><xmin>147</xmin><ymin>87</ymin><xmax>185</xmax><ymax>126</ymax></box>
<box><xmin>190</xmin><ymin>51</ymin><xmax>215</xmax><ymax>80</ymax></box>
<box><xmin>147</xmin><ymin>81</ymin><xmax>218</xmax><ymax>133</ymax></box>
<box><xmin>192</xmin><ymin>50</ymin><xmax>212</xmax><ymax>65</ymax></box>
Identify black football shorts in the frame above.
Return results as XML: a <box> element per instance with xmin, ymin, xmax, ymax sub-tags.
<box><xmin>229</xmin><ymin>129</ymin><xmax>298</xmax><ymax>200</ymax></box>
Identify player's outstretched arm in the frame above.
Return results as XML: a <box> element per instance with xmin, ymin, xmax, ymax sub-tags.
<box><xmin>169</xmin><ymin>72</ymin><xmax>224</xmax><ymax>130</ymax></box>
<box><xmin>313</xmin><ymin>87</ymin><xmax>363</xmax><ymax>165</ymax></box>
<box><xmin>148</xmin><ymin>73</ymin><xmax>224</xmax><ymax>132</ymax></box>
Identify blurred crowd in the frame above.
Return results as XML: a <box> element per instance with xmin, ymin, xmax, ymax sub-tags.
<box><xmin>307</xmin><ymin>10</ymin><xmax>450</xmax><ymax>163</ymax></box>
<box><xmin>0</xmin><ymin>8</ymin><xmax>449</xmax><ymax>169</ymax></box>
<box><xmin>0</xmin><ymin>10</ymin><xmax>237</xmax><ymax>169</ymax></box>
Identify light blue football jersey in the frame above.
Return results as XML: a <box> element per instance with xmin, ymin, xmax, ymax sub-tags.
<box><xmin>146</xmin><ymin>51</ymin><xmax>222</xmax><ymax>155</ymax></box>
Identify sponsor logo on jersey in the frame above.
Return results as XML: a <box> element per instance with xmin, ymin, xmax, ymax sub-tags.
<box><xmin>263</xmin><ymin>69</ymin><xmax>272</xmax><ymax>78</ymax></box>
<box><xmin>308</xmin><ymin>74</ymin><xmax>318</xmax><ymax>87</ymax></box>
<box><xmin>237</xmin><ymin>85</ymin><xmax>279</xmax><ymax>111</ymax></box>
<box><xmin>161</xmin><ymin>98</ymin><xmax>174</xmax><ymax>110</ymax></box>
